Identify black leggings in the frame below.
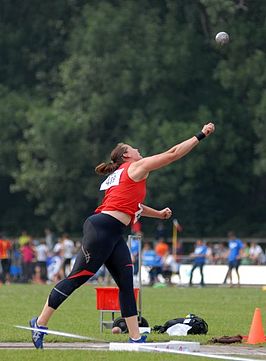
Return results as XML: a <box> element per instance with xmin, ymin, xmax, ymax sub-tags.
<box><xmin>48</xmin><ymin>213</ymin><xmax>137</xmax><ymax>317</ymax></box>
<box><xmin>189</xmin><ymin>263</ymin><xmax>205</xmax><ymax>285</ymax></box>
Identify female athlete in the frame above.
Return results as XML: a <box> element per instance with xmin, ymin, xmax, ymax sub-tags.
<box><xmin>30</xmin><ymin>122</ymin><xmax>215</xmax><ymax>348</ymax></box>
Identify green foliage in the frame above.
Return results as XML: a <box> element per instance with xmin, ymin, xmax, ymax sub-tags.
<box><xmin>0</xmin><ymin>85</ymin><xmax>44</xmax><ymax>234</ymax></box>
<box><xmin>0</xmin><ymin>0</ymin><xmax>87</xmax><ymax>96</ymax></box>
<box><xmin>13</xmin><ymin>106</ymin><xmax>99</xmax><ymax>230</ymax></box>
<box><xmin>0</xmin><ymin>85</ymin><xmax>29</xmax><ymax>173</ymax></box>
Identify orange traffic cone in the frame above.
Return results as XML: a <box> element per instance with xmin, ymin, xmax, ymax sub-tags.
<box><xmin>246</xmin><ymin>308</ymin><xmax>265</xmax><ymax>344</ymax></box>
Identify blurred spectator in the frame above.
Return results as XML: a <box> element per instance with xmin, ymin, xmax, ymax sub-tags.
<box><xmin>53</xmin><ymin>237</ymin><xmax>63</xmax><ymax>256</ymax></box>
<box><xmin>47</xmin><ymin>256</ymin><xmax>63</xmax><ymax>283</ymax></box>
<box><xmin>21</xmin><ymin>240</ymin><xmax>35</xmax><ymax>283</ymax></box>
<box><xmin>142</xmin><ymin>243</ymin><xmax>162</xmax><ymax>286</ymax></box>
<box><xmin>47</xmin><ymin>239</ymin><xmax>64</xmax><ymax>282</ymax></box>
<box><xmin>213</xmin><ymin>242</ymin><xmax>228</xmax><ymax>264</ymax></box>
<box><xmin>89</xmin><ymin>265</ymin><xmax>109</xmax><ymax>285</ymax></box>
<box><xmin>155</xmin><ymin>238</ymin><xmax>169</xmax><ymax>258</ymax></box>
<box><xmin>0</xmin><ymin>235</ymin><xmax>12</xmax><ymax>284</ymax></box>
<box><xmin>241</xmin><ymin>242</ymin><xmax>252</xmax><ymax>265</ymax></box>
<box><xmin>130</xmin><ymin>236</ymin><xmax>141</xmax><ymax>285</ymax></box>
<box><xmin>44</xmin><ymin>228</ymin><xmax>56</xmax><ymax>252</ymax></box>
<box><xmin>18</xmin><ymin>230</ymin><xmax>30</xmax><ymax>248</ymax></box>
<box><xmin>189</xmin><ymin>239</ymin><xmax>208</xmax><ymax>287</ymax></box>
<box><xmin>161</xmin><ymin>250</ymin><xmax>179</xmax><ymax>285</ymax></box>
<box><xmin>62</xmin><ymin>234</ymin><xmax>75</xmax><ymax>276</ymax></box>
<box><xmin>35</xmin><ymin>239</ymin><xmax>49</xmax><ymax>283</ymax></box>
<box><xmin>205</xmin><ymin>242</ymin><xmax>214</xmax><ymax>264</ymax></box>
<box><xmin>249</xmin><ymin>242</ymin><xmax>265</xmax><ymax>265</ymax></box>
<box><xmin>223</xmin><ymin>231</ymin><xmax>243</xmax><ymax>287</ymax></box>
<box><xmin>10</xmin><ymin>238</ymin><xmax>22</xmax><ymax>282</ymax></box>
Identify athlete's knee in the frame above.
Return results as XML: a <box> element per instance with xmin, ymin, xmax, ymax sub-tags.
<box><xmin>48</xmin><ymin>276</ymin><xmax>89</xmax><ymax>309</ymax></box>
<box><xmin>117</xmin><ymin>264</ymin><xmax>133</xmax><ymax>287</ymax></box>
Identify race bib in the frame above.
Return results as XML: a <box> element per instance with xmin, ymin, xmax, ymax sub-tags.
<box><xmin>100</xmin><ymin>168</ymin><xmax>124</xmax><ymax>191</ymax></box>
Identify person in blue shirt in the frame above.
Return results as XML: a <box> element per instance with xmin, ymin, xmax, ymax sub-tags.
<box><xmin>189</xmin><ymin>239</ymin><xmax>208</xmax><ymax>287</ymax></box>
<box><xmin>223</xmin><ymin>231</ymin><xmax>243</xmax><ymax>287</ymax></box>
<box><xmin>142</xmin><ymin>243</ymin><xmax>162</xmax><ymax>286</ymax></box>
<box><xmin>130</xmin><ymin>236</ymin><xmax>140</xmax><ymax>284</ymax></box>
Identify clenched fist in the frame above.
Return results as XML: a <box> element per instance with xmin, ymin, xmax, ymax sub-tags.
<box><xmin>159</xmin><ymin>207</ymin><xmax>172</xmax><ymax>219</ymax></box>
<box><xmin>202</xmin><ymin>123</ymin><xmax>215</xmax><ymax>137</ymax></box>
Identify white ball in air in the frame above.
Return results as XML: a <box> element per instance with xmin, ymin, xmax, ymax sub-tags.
<box><xmin>215</xmin><ymin>32</ymin><xmax>230</xmax><ymax>45</ymax></box>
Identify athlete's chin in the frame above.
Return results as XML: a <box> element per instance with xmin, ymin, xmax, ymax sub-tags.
<box><xmin>132</xmin><ymin>155</ymin><xmax>143</xmax><ymax>161</ymax></box>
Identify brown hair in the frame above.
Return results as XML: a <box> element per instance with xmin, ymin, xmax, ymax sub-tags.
<box><xmin>95</xmin><ymin>143</ymin><xmax>128</xmax><ymax>175</ymax></box>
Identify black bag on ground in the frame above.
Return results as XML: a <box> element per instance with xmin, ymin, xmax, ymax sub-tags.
<box><xmin>153</xmin><ymin>314</ymin><xmax>208</xmax><ymax>335</ymax></box>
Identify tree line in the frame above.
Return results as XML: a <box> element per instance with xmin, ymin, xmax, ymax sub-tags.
<box><xmin>0</xmin><ymin>0</ymin><xmax>266</xmax><ymax>237</ymax></box>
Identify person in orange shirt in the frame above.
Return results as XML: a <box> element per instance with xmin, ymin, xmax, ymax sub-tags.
<box><xmin>155</xmin><ymin>238</ymin><xmax>169</xmax><ymax>257</ymax></box>
<box><xmin>0</xmin><ymin>236</ymin><xmax>12</xmax><ymax>284</ymax></box>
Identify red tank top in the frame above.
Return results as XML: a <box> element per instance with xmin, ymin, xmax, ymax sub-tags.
<box><xmin>95</xmin><ymin>162</ymin><xmax>146</xmax><ymax>224</ymax></box>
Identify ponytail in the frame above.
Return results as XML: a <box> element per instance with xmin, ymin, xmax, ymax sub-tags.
<box><xmin>95</xmin><ymin>143</ymin><xmax>128</xmax><ymax>176</ymax></box>
<box><xmin>95</xmin><ymin>162</ymin><xmax>119</xmax><ymax>175</ymax></box>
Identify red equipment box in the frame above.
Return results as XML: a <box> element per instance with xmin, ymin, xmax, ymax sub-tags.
<box><xmin>95</xmin><ymin>287</ymin><xmax>139</xmax><ymax>311</ymax></box>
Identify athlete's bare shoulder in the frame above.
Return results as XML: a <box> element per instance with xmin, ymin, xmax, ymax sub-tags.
<box><xmin>127</xmin><ymin>160</ymin><xmax>149</xmax><ymax>182</ymax></box>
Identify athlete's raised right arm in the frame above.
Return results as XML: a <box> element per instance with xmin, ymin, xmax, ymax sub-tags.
<box><xmin>128</xmin><ymin>123</ymin><xmax>215</xmax><ymax>181</ymax></box>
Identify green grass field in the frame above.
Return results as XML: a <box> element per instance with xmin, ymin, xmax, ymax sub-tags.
<box><xmin>0</xmin><ymin>283</ymin><xmax>265</xmax><ymax>360</ymax></box>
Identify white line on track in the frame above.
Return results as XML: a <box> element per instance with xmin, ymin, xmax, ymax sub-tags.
<box><xmin>15</xmin><ymin>325</ymin><xmax>104</xmax><ymax>342</ymax></box>
<box><xmin>141</xmin><ymin>345</ymin><xmax>264</xmax><ymax>361</ymax></box>
<box><xmin>1</xmin><ymin>341</ymin><xmax>266</xmax><ymax>361</ymax></box>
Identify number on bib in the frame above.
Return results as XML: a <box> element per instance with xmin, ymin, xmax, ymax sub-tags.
<box><xmin>100</xmin><ymin>168</ymin><xmax>124</xmax><ymax>191</ymax></box>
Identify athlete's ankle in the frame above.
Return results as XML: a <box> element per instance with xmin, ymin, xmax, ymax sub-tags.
<box><xmin>36</xmin><ymin>318</ymin><xmax>46</xmax><ymax>327</ymax></box>
<box><xmin>130</xmin><ymin>336</ymin><xmax>141</xmax><ymax>341</ymax></box>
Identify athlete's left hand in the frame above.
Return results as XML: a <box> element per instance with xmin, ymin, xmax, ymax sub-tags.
<box><xmin>159</xmin><ymin>207</ymin><xmax>172</xmax><ymax>219</ymax></box>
